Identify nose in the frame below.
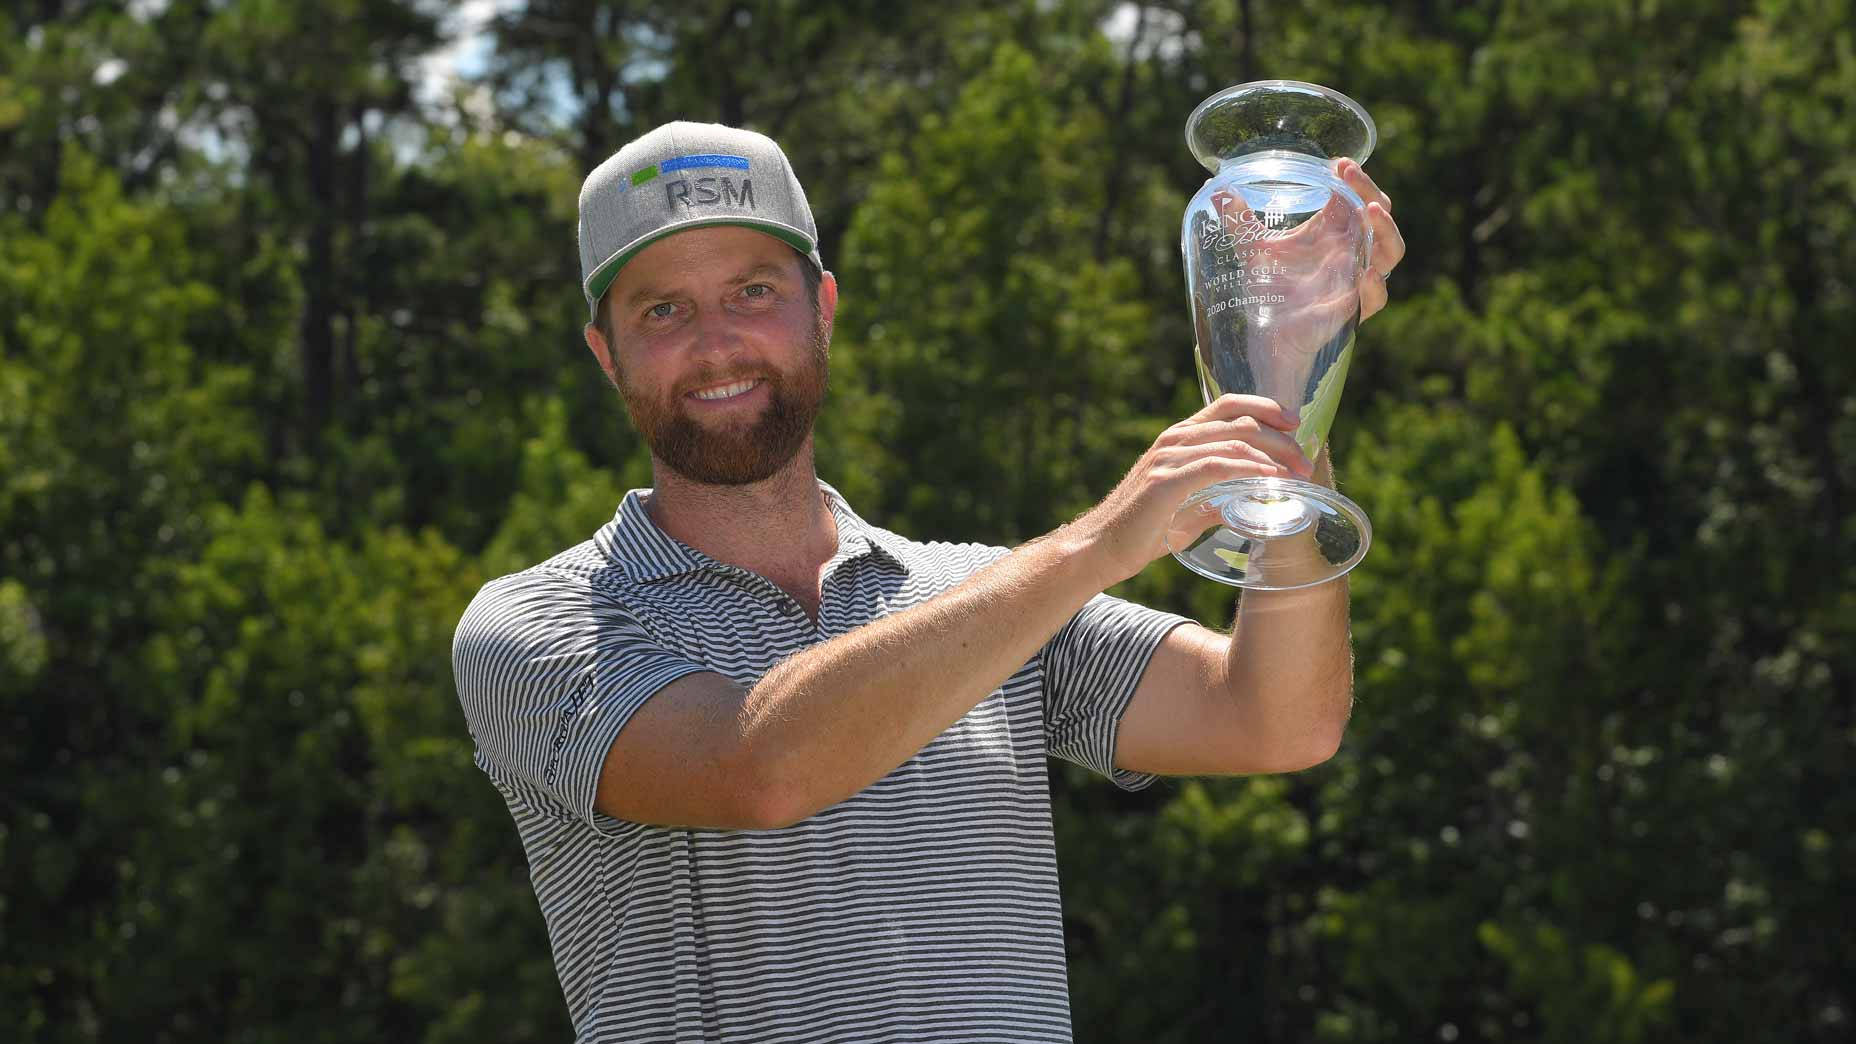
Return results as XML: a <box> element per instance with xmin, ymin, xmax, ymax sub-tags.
<box><xmin>687</xmin><ymin>309</ymin><xmax>745</xmax><ymax>365</ymax></box>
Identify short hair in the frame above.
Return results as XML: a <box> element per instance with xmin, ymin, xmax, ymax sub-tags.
<box><xmin>592</xmin><ymin>250</ymin><xmax>822</xmax><ymax>349</ymax></box>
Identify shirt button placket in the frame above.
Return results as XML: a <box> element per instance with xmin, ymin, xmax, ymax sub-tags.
<box><xmin>761</xmin><ymin>576</ymin><xmax>815</xmax><ymax>639</ymax></box>
<box><xmin>786</xmin><ymin>596</ymin><xmax>812</xmax><ymax>632</ymax></box>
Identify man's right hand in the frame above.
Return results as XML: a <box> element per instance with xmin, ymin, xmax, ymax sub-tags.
<box><xmin>1070</xmin><ymin>393</ymin><xmax>1315</xmax><ymax>587</ymax></box>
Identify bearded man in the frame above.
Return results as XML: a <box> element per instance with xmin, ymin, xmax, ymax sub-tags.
<box><xmin>453</xmin><ymin>120</ymin><xmax>1404</xmax><ymax>1043</ymax></box>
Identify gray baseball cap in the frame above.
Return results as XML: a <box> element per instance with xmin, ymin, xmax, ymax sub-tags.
<box><xmin>577</xmin><ymin>121</ymin><xmax>824</xmax><ymax>320</ymax></box>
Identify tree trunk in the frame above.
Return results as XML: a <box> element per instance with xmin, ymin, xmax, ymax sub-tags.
<box><xmin>581</xmin><ymin>35</ymin><xmax>617</xmax><ymax>174</ymax></box>
<box><xmin>1095</xmin><ymin>4</ymin><xmax>1147</xmax><ymax>260</ymax></box>
<box><xmin>341</xmin><ymin>103</ymin><xmax>369</xmax><ymax>427</ymax></box>
<box><xmin>1239</xmin><ymin>0</ymin><xmax>1256</xmax><ymax>81</ymax></box>
<box><xmin>301</xmin><ymin>94</ymin><xmax>338</xmax><ymax>432</ymax></box>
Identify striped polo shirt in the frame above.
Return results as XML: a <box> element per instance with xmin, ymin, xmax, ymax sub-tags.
<box><xmin>452</xmin><ymin>481</ymin><xmax>1191</xmax><ymax>1043</ymax></box>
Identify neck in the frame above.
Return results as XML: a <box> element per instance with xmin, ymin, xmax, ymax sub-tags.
<box><xmin>642</xmin><ymin>440</ymin><xmax>838</xmax><ymax>580</ymax></box>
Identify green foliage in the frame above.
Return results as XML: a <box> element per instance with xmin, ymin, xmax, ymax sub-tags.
<box><xmin>2</xmin><ymin>0</ymin><xmax>1851</xmax><ymax>1040</ymax></box>
<box><xmin>1479</xmin><ymin>920</ymin><xmax>1674</xmax><ymax>1044</ymax></box>
<box><xmin>479</xmin><ymin>397</ymin><xmax>639</xmax><ymax>578</ymax></box>
<box><xmin>831</xmin><ymin>40</ymin><xmax>1164</xmax><ymax>544</ymax></box>
<box><xmin>0</xmin><ymin>580</ymin><xmax>47</xmax><ymax>697</ymax></box>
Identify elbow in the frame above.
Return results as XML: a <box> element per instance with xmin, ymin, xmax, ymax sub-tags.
<box><xmin>1287</xmin><ymin>686</ymin><xmax>1353</xmax><ymax>771</ymax></box>
<box><xmin>1273</xmin><ymin>729</ymin><xmax>1343</xmax><ymax>774</ymax></box>
<box><xmin>1300</xmin><ymin>724</ymin><xmax>1346</xmax><ymax>769</ymax></box>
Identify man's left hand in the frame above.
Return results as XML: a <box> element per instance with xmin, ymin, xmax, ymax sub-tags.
<box><xmin>1336</xmin><ymin>158</ymin><xmax>1405</xmax><ymax>320</ymax></box>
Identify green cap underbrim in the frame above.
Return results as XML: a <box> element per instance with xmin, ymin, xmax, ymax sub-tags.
<box><xmin>583</xmin><ymin>218</ymin><xmax>818</xmax><ymax>318</ymax></box>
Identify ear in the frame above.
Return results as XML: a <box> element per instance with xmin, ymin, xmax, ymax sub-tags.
<box><xmin>584</xmin><ymin>320</ymin><xmax>618</xmax><ymax>383</ymax></box>
<box><xmin>817</xmin><ymin>270</ymin><xmax>839</xmax><ymax>336</ymax></box>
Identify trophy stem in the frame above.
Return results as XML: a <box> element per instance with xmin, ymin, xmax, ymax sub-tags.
<box><xmin>1168</xmin><ymin>478</ymin><xmax>1371</xmax><ymax>591</ymax></box>
<box><xmin>1222</xmin><ymin>486</ymin><xmax>1314</xmax><ymax>538</ymax></box>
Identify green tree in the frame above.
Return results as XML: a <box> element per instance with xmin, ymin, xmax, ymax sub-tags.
<box><xmin>2</xmin><ymin>2</ymin><xmax>1850</xmax><ymax>1040</ymax></box>
<box><xmin>829</xmin><ymin>39</ymin><xmax>1168</xmax><ymax>544</ymax></box>
<box><xmin>0</xmin><ymin>147</ymin><xmax>259</xmax><ymax>1037</ymax></box>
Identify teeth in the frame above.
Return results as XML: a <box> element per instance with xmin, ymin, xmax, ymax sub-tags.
<box><xmin>692</xmin><ymin>379</ymin><xmax>758</xmax><ymax>401</ymax></box>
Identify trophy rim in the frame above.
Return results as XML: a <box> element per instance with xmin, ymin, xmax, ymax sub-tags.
<box><xmin>1185</xmin><ymin>79</ymin><xmax>1378</xmax><ymax>173</ymax></box>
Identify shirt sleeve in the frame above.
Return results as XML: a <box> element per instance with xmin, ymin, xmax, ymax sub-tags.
<box><xmin>1042</xmin><ymin>592</ymin><xmax>1194</xmax><ymax>791</ymax></box>
<box><xmin>451</xmin><ymin>569</ymin><xmax>710</xmax><ymax>834</ymax></box>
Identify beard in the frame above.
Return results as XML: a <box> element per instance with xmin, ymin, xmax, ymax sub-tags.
<box><xmin>614</xmin><ymin>315</ymin><xmax>830</xmax><ymax>486</ymax></box>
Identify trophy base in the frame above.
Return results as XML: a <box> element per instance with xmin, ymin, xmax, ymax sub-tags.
<box><xmin>1167</xmin><ymin>478</ymin><xmax>1371</xmax><ymax>590</ymax></box>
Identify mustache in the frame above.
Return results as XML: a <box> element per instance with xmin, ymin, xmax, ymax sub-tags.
<box><xmin>673</xmin><ymin>369</ymin><xmax>773</xmax><ymax>397</ymax></box>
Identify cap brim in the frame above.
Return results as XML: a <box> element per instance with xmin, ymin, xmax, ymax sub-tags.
<box><xmin>583</xmin><ymin>218</ymin><xmax>819</xmax><ymax>317</ymax></box>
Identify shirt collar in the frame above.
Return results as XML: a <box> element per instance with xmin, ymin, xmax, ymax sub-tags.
<box><xmin>819</xmin><ymin>480</ymin><xmax>911</xmax><ymax>575</ymax></box>
<box><xmin>596</xmin><ymin>479</ymin><xmax>909</xmax><ymax>584</ymax></box>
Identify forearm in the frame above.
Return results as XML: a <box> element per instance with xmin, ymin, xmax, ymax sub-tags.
<box><xmin>1220</xmin><ymin>449</ymin><xmax>1354</xmax><ymax>760</ymax></box>
<box><xmin>742</xmin><ymin>528</ymin><xmax>1106</xmax><ymax>823</ymax></box>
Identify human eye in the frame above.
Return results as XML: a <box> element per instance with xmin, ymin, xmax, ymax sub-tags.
<box><xmin>742</xmin><ymin>283</ymin><xmax>772</xmax><ymax>300</ymax></box>
<box><xmin>643</xmin><ymin>301</ymin><xmax>677</xmax><ymax>320</ymax></box>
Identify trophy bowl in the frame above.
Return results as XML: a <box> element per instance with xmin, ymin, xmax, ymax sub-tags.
<box><xmin>1167</xmin><ymin>80</ymin><xmax>1378</xmax><ymax>591</ymax></box>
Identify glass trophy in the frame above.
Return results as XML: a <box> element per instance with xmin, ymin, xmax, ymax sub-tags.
<box><xmin>1166</xmin><ymin>80</ymin><xmax>1377</xmax><ymax>590</ymax></box>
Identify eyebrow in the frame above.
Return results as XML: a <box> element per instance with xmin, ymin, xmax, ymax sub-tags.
<box><xmin>622</xmin><ymin>262</ymin><xmax>793</xmax><ymax>311</ymax></box>
<box><xmin>729</xmin><ymin>262</ymin><xmax>790</xmax><ymax>286</ymax></box>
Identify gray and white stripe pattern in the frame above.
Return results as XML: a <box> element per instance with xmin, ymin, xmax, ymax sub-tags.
<box><xmin>452</xmin><ymin>482</ymin><xmax>1190</xmax><ymax>1042</ymax></box>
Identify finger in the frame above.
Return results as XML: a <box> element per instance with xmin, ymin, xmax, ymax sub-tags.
<box><xmin>1358</xmin><ymin>266</ymin><xmax>1389</xmax><ymax>321</ymax></box>
<box><xmin>1195</xmin><ymin>435</ymin><xmax>1295</xmax><ymax>472</ymax></box>
<box><xmin>1180</xmin><ymin>452</ymin><xmax>1301</xmax><ymax>489</ymax></box>
<box><xmin>1166</xmin><ymin>497</ymin><xmax>1227</xmax><ymax>554</ymax></box>
<box><xmin>1208</xmin><ymin>438</ymin><xmax>1310</xmax><ymax>478</ymax></box>
<box><xmin>1194</xmin><ymin>392</ymin><xmax>1299</xmax><ymax>431</ymax></box>
<box><xmin>1368</xmin><ymin>201</ymin><xmax>1406</xmax><ymax>276</ymax></box>
<box><xmin>1162</xmin><ymin>455</ymin><xmax>1298</xmax><ymax>551</ymax></box>
<box><xmin>1334</xmin><ymin>158</ymin><xmax>1391</xmax><ymax>215</ymax></box>
<box><xmin>1170</xmin><ymin>420</ymin><xmax>1315</xmax><ymax>477</ymax></box>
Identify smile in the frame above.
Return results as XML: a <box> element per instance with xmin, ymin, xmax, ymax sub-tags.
<box><xmin>689</xmin><ymin>379</ymin><xmax>762</xmax><ymax>401</ymax></box>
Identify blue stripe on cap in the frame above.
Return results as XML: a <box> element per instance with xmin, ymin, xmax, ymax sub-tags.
<box><xmin>660</xmin><ymin>154</ymin><xmax>751</xmax><ymax>173</ymax></box>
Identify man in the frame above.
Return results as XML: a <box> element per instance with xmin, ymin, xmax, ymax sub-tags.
<box><xmin>453</xmin><ymin>121</ymin><xmax>1404</xmax><ymax>1042</ymax></box>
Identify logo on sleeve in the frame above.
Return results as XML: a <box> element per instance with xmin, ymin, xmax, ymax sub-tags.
<box><xmin>542</xmin><ymin>672</ymin><xmax>596</xmax><ymax>788</ymax></box>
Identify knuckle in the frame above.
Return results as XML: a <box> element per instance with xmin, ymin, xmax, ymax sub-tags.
<box><xmin>1186</xmin><ymin>462</ymin><xmax>1225</xmax><ymax>483</ymax></box>
<box><xmin>1150</xmin><ymin>447</ymin><xmax>1195</xmax><ymax>471</ymax></box>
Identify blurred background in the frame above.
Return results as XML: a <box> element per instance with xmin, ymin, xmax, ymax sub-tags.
<box><xmin>2</xmin><ymin>1</ymin><xmax>1850</xmax><ymax>1041</ymax></box>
